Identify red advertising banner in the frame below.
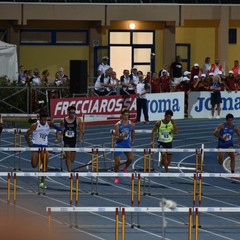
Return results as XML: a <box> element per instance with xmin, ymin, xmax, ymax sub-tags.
<box><xmin>50</xmin><ymin>95</ymin><xmax>137</xmax><ymax>125</ymax></box>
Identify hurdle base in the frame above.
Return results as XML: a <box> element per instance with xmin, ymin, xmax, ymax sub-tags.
<box><xmin>193</xmin><ymin>225</ymin><xmax>202</xmax><ymax>228</ymax></box>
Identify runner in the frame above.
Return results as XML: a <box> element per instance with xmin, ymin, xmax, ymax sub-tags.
<box><xmin>151</xmin><ymin>110</ymin><xmax>178</xmax><ymax>172</ymax></box>
<box><xmin>25</xmin><ymin>111</ymin><xmax>62</xmax><ymax>189</ymax></box>
<box><xmin>213</xmin><ymin>113</ymin><xmax>240</xmax><ymax>174</ymax></box>
<box><xmin>114</xmin><ymin>108</ymin><xmax>135</xmax><ymax>184</ymax></box>
<box><xmin>60</xmin><ymin>105</ymin><xmax>82</xmax><ymax>172</ymax></box>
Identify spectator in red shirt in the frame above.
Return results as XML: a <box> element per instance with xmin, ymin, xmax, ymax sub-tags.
<box><xmin>159</xmin><ymin>70</ymin><xmax>171</xmax><ymax>92</ymax></box>
<box><xmin>224</xmin><ymin>70</ymin><xmax>238</xmax><ymax>92</ymax></box>
<box><xmin>176</xmin><ymin>76</ymin><xmax>190</xmax><ymax>117</ymax></box>
<box><xmin>150</xmin><ymin>72</ymin><xmax>161</xmax><ymax>93</ymax></box>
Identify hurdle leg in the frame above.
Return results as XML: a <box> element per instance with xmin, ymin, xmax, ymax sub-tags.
<box><xmin>115</xmin><ymin>208</ymin><xmax>119</xmax><ymax>240</ymax></box>
<box><xmin>18</xmin><ymin>130</ymin><xmax>22</xmax><ymax>171</ymax></box>
<box><xmin>13</xmin><ymin>129</ymin><xmax>16</xmax><ymax>170</ymax></box>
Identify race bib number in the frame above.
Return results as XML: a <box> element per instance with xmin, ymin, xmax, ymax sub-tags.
<box><xmin>65</xmin><ymin>131</ymin><xmax>75</xmax><ymax>138</ymax></box>
<box><xmin>39</xmin><ymin>133</ymin><xmax>47</xmax><ymax>141</ymax></box>
<box><xmin>223</xmin><ymin>133</ymin><xmax>231</xmax><ymax>141</ymax></box>
<box><xmin>161</xmin><ymin>132</ymin><xmax>170</xmax><ymax>140</ymax></box>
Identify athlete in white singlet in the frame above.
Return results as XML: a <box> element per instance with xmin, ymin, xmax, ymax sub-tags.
<box><xmin>25</xmin><ymin>111</ymin><xmax>62</xmax><ymax>189</ymax></box>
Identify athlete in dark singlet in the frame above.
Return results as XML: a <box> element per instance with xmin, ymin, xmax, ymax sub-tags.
<box><xmin>60</xmin><ymin>105</ymin><xmax>81</xmax><ymax>172</ymax></box>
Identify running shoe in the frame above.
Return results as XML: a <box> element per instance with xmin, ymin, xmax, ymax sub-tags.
<box><xmin>123</xmin><ymin>167</ymin><xmax>128</xmax><ymax>173</ymax></box>
<box><xmin>114</xmin><ymin>177</ymin><xmax>120</xmax><ymax>184</ymax></box>
<box><xmin>39</xmin><ymin>182</ymin><xmax>47</xmax><ymax>189</ymax></box>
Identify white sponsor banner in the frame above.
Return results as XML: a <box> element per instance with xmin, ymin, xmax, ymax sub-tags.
<box><xmin>146</xmin><ymin>92</ymin><xmax>185</xmax><ymax>121</ymax></box>
<box><xmin>188</xmin><ymin>91</ymin><xmax>240</xmax><ymax>118</ymax></box>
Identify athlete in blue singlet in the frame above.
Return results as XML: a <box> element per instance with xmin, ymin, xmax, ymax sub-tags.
<box><xmin>114</xmin><ymin>108</ymin><xmax>135</xmax><ymax>184</ymax></box>
<box><xmin>213</xmin><ymin>113</ymin><xmax>240</xmax><ymax>174</ymax></box>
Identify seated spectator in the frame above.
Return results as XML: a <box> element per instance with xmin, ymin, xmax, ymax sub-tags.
<box><xmin>150</xmin><ymin>72</ymin><xmax>160</xmax><ymax>93</ymax></box>
<box><xmin>202</xmin><ymin>57</ymin><xmax>211</xmax><ymax>75</ymax></box>
<box><xmin>130</xmin><ymin>67</ymin><xmax>139</xmax><ymax>87</ymax></box>
<box><xmin>120</xmin><ymin>69</ymin><xmax>135</xmax><ymax>94</ymax></box>
<box><xmin>176</xmin><ymin>76</ymin><xmax>190</xmax><ymax>117</ymax></box>
<box><xmin>58</xmin><ymin>67</ymin><xmax>68</xmax><ymax>83</ymax></box>
<box><xmin>190</xmin><ymin>75</ymin><xmax>202</xmax><ymax>91</ymax></box>
<box><xmin>94</xmin><ymin>68</ymin><xmax>112</xmax><ymax>96</ymax></box>
<box><xmin>190</xmin><ymin>63</ymin><xmax>202</xmax><ymax>82</ymax></box>
<box><xmin>159</xmin><ymin>70</ymin><xmax>170</xmax><ymax>92</ymax></box>
<box><xmin>224</xmin><ymin>70</ymin><xmax>238</xmax><ymax>92</ymax></box>
<box><xmin>158</xmin><ymin>64</ymin><xmax>169</xmax><ymax>78</ymax></box>
<box><xmin>199</xmin><ymin>74</ymin><xmax>210</xmax><ymax>91</ymax></box>
<box><xmin>29</xmin><ymin>69</ymin><xmax>41</xmax><ymax>86</ymax></box>
<box><xmin>108</xmin><ymin>71</ymin><xmax>119</xmax><ymax>95</ymax></box>
<box><xmin>18</xmin><ymin>65</ymin><xmax>27</xmax><ymax>86</ymax></box>
<box><xmin>97</xmin><ymin>56</ymin><xmax>110</xmax><ymax>76</ymax></box>
<box><xmin>231</xmin><ymin>60</ymin><xmax>240</xmax><ymax>79</ymax></box>
<box><xmin>41</xmin><ymin>70</ymin><xmax>49</xmax><ymax>86</ymax></box>
<box><xmin>54</xmin><ymin>71</ymin><xmax>63</xmax><ymax>86</ymax></box>
<box><xmin>144</xmin><ymin>72</ymin><xmax>151</xmax><ymax>85</ymax></box>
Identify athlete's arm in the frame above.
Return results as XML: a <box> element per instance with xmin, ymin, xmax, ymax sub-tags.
<box><xmin>151</xmin><ymin>121</ymin><xmax>160</xmax><ymax>147</ymax></box>
<box><xmin>171</xmin><ymin>119</ymin><xmax>178</xmax><ymax>134</ymax></box>
<box><xmin>131</xmin><ymin>122</ymin><xmax>135</xmax><ymax>145</ymax></box>
<box><xmin>25</xmin><ymin>123</ymin><xmax>37</xmax><ymax>147</ymax></box>
<box><xmin>77</xmin><ymin>117</ymin><xmax>82</xmax><ymax>142</ymax></box>
<box><xmin>234</xmin><ymin>125</ymin><xmax>240</xmax><ymax>147</ymax></box>
<box><xmin>49</xmin><ymin>121</ymin><xmax>62</xmax><ymax>131</ymax></box>
<box><xmin>213</xmin><ymin>124</ymin><xmax>225</xmax><ymax>141</ymax></box>
<box><xmin>115</xmin><ymin>123</ymin><xmax>126</xmax><ymax>142</ymax></box>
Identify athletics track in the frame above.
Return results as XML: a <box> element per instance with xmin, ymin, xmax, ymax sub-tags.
<box><xmin>0</xmin><ymin>118</ymin><xmax>240</xmax><ymax>240</ymax></box>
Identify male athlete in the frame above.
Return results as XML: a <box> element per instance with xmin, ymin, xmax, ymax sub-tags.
<box><xmin>60</xmin><ymin>105</ymin><xmax>82</xmax><ymax>172</ymax></box>
<box><xmin>151</xmin><ymin>110</ymin><xmax>178</xmax><ymax>172</ymax></box>
<box><xmin>213</xmin><ymin>113</ymin><xmax>240</xmax><ymax>174</ymax></box>
<box><xmin>25</xmin><ymin>111</ymin><xmax>62</xmax><ymax>189</ymax></box>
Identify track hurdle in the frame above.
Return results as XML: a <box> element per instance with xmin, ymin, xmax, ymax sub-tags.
<box><xmin>193</xmin><ymin>207</ymin><xmax>240</xmax><ymax>239</ymax></box>
<box><xmin>12</xmin><ymin>172</ymin><xmax>73</xmax><ymax>204</ymax></box>
<box><xmin>46</xmin><ymin>206</ymin><xmax>192</xmax><ymax>240</ymax></box>
<box><xmin>0</xmin><ymin>172</ymin><xmax>11</xmax><ymax>203</ymax></box>
<box><xmin>13</xmin><ymin>129</ymin><xmax>22</xmax><ymax>171</ymax></box>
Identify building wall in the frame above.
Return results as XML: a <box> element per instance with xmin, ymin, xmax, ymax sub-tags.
<box><xmin>19</xmin><ymin>45</ymin><xmax>89</xmax><ymax>82</ymax></box>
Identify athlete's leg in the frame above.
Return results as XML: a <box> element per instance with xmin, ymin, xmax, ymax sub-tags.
<box><xmin>114</xmin><ymin>155</ymin><xmax>121</xmax><ymax>172</ymax></box>
<box><xmin>218</xmin><ymin>152</ymin><xmax>224</xmax><ymax>165</ymax></box>
<box><xmin>228</xmin><ymin>152</ymin><xmax>235</xmax><ymax>173</ymax></box>
<box><xmin>124</xmin><ymin>152</ymin><xmax>134</xmax><ymax>169</ymax></box>
<box><xmin>31</xmin><ymin>152</ymin><xmax>39</xmax><ymax>168</ymax></box>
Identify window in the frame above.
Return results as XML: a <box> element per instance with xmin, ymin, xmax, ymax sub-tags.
<box><xmin>20</xmin><ymin>30</ymin><xmax>89</xmax><ymax>45</ymax></box>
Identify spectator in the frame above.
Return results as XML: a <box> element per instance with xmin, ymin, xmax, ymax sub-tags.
<box><xmin>108</xmin><ymin>71</ymin><xmax>119</xmax><ymax>95</ymax></box>
<box><xmin>120</xmin><ymin>69</ymin><xmax>135</xmax><ymax>94</ymax></box>
<box><xmin>231</xmin><ymin>60</ymin><xmax>240</xmax><ymax>79</ymax></box>
<box><xmin>129</xmin><ymin>67</ymin><xmax>139</xmax><ymax>87</ymax></box>
<box><xmin>176</xmin><ymin>76</ymin><xmax>190</xmax><ymax>117</ymax></box>
<box><xmin>170</xmin><ymin>56</ymin><xmax>183</xmax><ymax>90</ymax></box>
<box><xmin>58</xmin><ymin>67</ymin><xmax>68</xmax><ymax>83</ymax></box>
<box><xmin>135</xmin><ymin>74</ymin><xmax>149</xmax><ymax>124</ymax></box>
<box><xmin>210</xmin><ymin>59</ymin><xmax>224</xmax><ymax>76</ymax></box>
<box><xmin>210</xmin><ymin>75</ymin><xmax>222</xmax><ymax>119</ymax></box>
<box><xmin>224</xmin><ymin>70</ymin><xmax>238</xmax><ymax>92</ymax></box>
<box><xmin>29</xmin><ymin>69</ymin><xmax>41</xmax><ymax>86</ymax></box>
<box><xmin>158</xmin><ymin>64</ymin><xmax>169</xmax><ymax>78</ymax></box>
<box><xmin>150</xmin><ymin>72</ymin><xmax>161</xmax><ymax>93</ymax></box>
<box><xmin>97</xmin><ymin>56</ymin><xmax>110</xmax><ymax>76</ymax></box>
<box><xmin>144</xmin><ymin>72</ymin><xmax>151</xmax><ymax>85</ymax></box>
<box><xmin>18</xmin><ymin>65</ymin><xmax>27</xmax><ymax>86</ymax></box>
<box><xmin>199</xmin><ymin>73</ymin><xmax>210</xmax><ymax>91</ymax></box>
<box><xmin>41</xmin><ymin>70</ymin><xmax>49</xmax><ymax>86</ymax></box>
<box><xmin>202</xmin><ymin>57</ymin><xmax>211</xmax><ymax>74</ymax></box>
<box><xmin>94</xmin><ymin>68</ymin><xmax>112</xmax><ymax>96</ymax></box>
<box><xmin>159</xmin><ymin>70</ymin><xmax>170</xmax><ymax>92</ymax></box>
<box><xmin>190</xmin><ymin>63</ymin><xmax>202</xmax><ymax>82</ymax></box>
<box><xmin>54</xmin><ymin>71</ymin><xmax>63</xmax><ymax>86</ymax></box>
